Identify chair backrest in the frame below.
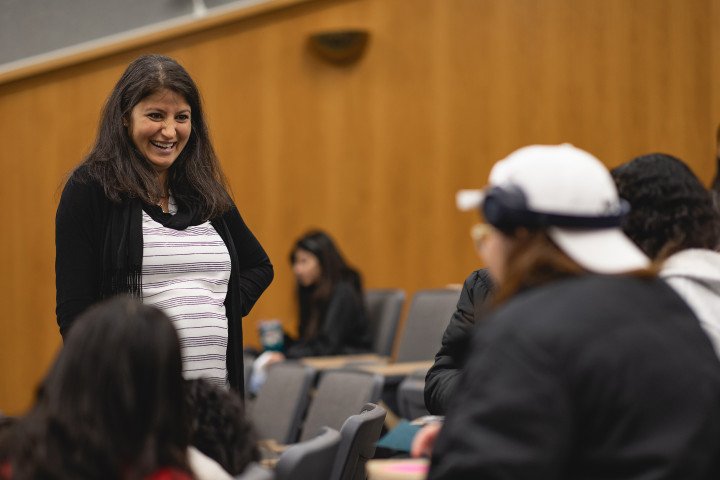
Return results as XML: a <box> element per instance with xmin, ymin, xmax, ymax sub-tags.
<box><xmin>299</xmin><ymin>369</ymin><xmax>384</xmax><ymax>442</ymax></box>
<box><xmin>234</xmin><ymin>462</ymin><xmax>274</xmax><ymax>480</ymax></box>
<box><xmin>0</xmin><ymin>413</ymin><xmax>15</xmax><ymax>434</ymax></box>
<box><xmin>252</xmin><ymin>361</ymin><xmax>316</xmax><ymax>444</ymax></box>
<box><xmin>243</xmin><ymin>352</ymin><xmax>256</xmax><ymax>403</ymax></box>
<box><xmin>394</xmin><ymin>288</ymin><xmax>462</xmax><ymax>363</ymax></box>
<box><xmin>365</xmin><ymin>289</ymin><xmax>405</xmax><ymax>356</ymax></box>
<box><xmin>276</xmin><ymin>427</ymin><xmax>341</xmax><ymax>480</ymax></box>
<box><xmin>396</xmin><ymin>370</ymin><xmax>429</xmax><ymax>420</ymax></box>
<box><xmin>330</xmin><ymin>403</ymin><xmax>387</xmax><ymax>480</ymax></box>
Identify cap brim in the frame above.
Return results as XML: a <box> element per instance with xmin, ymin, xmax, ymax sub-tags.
<box><xmin>456</xmin><ymin>189</ymin><xmax>484</xmax><ymax>211</ymax></box>
<box><xmin>548</xmin><ymin>227</ymin><xmax>650</xmax><ymax>274</ymax></box>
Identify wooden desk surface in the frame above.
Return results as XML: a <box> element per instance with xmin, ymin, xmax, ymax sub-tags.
<box><xmin>366</xmin><ymin>458</ymin><xmax>429</xmax><ymax>480</ymax></box>
<box><xmin>355</xmin><ymin>360</ymin><xmax>433</xmax><ymax>377</ymax></box>
<box><xmin>300</xmin><ymin>353</ymin><xmax>388</xmax><ymax>370</ymax></box>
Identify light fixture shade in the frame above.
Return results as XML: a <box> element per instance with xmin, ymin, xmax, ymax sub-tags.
<box><xmin>308</xmin><ymin>29</ymin><xmax>370</xmax><ymax>65</ymax></box>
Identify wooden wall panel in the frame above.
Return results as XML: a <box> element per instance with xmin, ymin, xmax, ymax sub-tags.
<box><xmin>0</xmin><ymin>0</ymin><xmax>717</xmax><ymax>414</ymax></box>
<box><xmin>714</xmin><ymin>0</ymin><xmax>720</xmax><ymax>152</ymax></box>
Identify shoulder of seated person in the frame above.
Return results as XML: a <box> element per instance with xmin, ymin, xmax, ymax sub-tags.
<box><xmin>187</xmin><ymin>446</ymin><xmax>234</xmax><ymax>480</ymax></box>
<box><xmin>333</xmin><ymin>280</ymin><xmax>360</xmax><ymax>296</ymax></box>
<box><xmin>468</xmin><ymin>268</ymin><xmax>493</xmax><ymax>289</ymax></box>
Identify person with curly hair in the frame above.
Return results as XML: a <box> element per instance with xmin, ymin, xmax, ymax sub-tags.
<box><xmin>184</xmin><ymin>378</ymin><xmax>258</xmax><ymax>477</ymax></box>
<box><xmin>0</xmin><ymin>297</ymin><xmax>193</xmax><ymax>480</ymax></box>
<box><xmin>612</xmin><ymin>153</ymin><xmax>720</xmax><ymax>356</ymax></box>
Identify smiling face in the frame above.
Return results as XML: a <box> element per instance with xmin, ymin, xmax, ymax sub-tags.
<box><xmin>127</xmin><ymin>88</ymin><xmax>191</xmax><ymax>182</ymax></box>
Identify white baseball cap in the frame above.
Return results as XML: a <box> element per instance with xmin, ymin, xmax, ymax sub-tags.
<box><xmin>457</xmin><ymin>144</ymin><xmax>650</xmax><ymax>274</ymax></box>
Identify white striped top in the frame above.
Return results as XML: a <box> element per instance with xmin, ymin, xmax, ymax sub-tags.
<box><xmin>141</xmin><ymin>199</ymin><xmax>231</xmax><ymax>387</ymax></box>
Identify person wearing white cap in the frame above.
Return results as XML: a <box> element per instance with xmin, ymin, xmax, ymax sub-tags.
<box><xmin>425</xmin><ymin>144</ymin><xmax>720</xmax><ymax>480</ymax></box>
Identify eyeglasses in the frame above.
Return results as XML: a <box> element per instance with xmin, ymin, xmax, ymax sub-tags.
<box><xmin>470</xmin><ymin>223</ymin><xmax>492</xmax><ymax>250</ymax></box>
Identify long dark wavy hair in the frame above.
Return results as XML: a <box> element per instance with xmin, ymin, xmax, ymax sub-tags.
<box><xmin>0</xmin><ymin>297</ymin><xmax>191</xmax><ymax>480</ymax></box>
<box><xmin>289</xmin><ymin>230</ymin><xmax>363</xmax><ymax>338</ymax></box>
<box><xmin>77</xmin><ymin>53</ymin><xmax>231</xmax><ymax>220</ymax></box>
<box><xmin>612</xmin><ymin>153</ymin><xmax>720</xmax><ymax>259</ymax></box>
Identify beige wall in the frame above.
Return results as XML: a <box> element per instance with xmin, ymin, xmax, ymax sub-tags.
<box><xmin>1</xmin><ymin>0</ymin><xmax>718</xmax><ymax>414</ymax></box>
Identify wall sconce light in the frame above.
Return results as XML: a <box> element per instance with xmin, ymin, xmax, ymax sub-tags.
<box><xmin>308</xmin><ymin>29</ymin><xmax>370</xmax><ymax>65</ymax></box>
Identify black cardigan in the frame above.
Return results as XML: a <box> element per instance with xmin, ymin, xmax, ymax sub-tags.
<box><xmin>424</xmin><ymin>269</ymin><xmax>494</xmax><ymax>414</ymax></box>
<box><xmin>55</xmin><ymin>170</ymin><xmax>274</xmax><ymax>393</ymax></box>
<box><xmin>284</xmin><ymin>281</ymin><xmax>371</xmax><ymax>358</ymax></box>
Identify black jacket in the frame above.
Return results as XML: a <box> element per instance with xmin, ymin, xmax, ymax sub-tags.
<box><xmin>424</xmin><ymin>269</ymin><xmax>494</xmax><ymax>414</ymax></box>
<box><xmin>285</xmin><ymin>281</ymin><xmax>371</xmax><ymax>358</ymax></box>
<box><xmin>429</xmin><ymin>275</ymin><xmax>720</xmax><ymax>480</ymax></box>
<box><xmin>55</xmin><ymin>170</ymin><xmax>273</xmax><ymax>393</ymax></box>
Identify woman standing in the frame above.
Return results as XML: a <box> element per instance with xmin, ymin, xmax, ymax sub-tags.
<box><xmin>55</xmin><ymin>54</ymin><xmax>273</xmax><ymax>392</ymax></box>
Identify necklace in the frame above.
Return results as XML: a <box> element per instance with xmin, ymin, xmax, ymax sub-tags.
<box><xmin>157</xmin><ymin>191</ymin><xmax>170</xmax><ymax>213</ymax></box>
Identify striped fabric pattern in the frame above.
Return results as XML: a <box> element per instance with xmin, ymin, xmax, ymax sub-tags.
<box><xmin>141</xmin><ymin>202</ymin><xmax>231</xmax><ymax>387</ymax></box>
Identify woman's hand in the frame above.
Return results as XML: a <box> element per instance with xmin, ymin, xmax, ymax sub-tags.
<box><xmin>410</xmin><ymin>422</ymin><xmax>443</xmax><ymax>458</ymax></box>
<box><xmin>264</xmin><ymin>351</ymin><xmax>286</xmax><ymax>366</ymax></box>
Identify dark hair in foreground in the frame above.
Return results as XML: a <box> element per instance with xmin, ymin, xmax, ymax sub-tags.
<box><xmin>185</xmin><ymin>378</ymin><xmax>258</xmax><ymax>475</ymax></box>
<box><xmin>289</xmin><ymin>230</ymin><xmax>363</xmax><ymax>338</ymax></box>
<box><xmin>0</xmin><ymin>297</ymin><xmax>190</xmax><ymax>480</ymax></box>
<box><xmin>77</xmin><ymin>53</ymin><xmax>231</xmax><ymax>219</ymax></box>
<box><xmin>611</xmin><ymin>153</ymin><xmax>720</xmax><ymax>260</ymax></box>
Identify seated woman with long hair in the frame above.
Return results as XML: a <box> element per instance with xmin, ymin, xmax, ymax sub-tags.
<box><xmin>423</xmin><ymin>144</ymin><xmax>720</xmax><ymax>479</ymax></box>
<box><xmin>283</xmin><ymin>230</ymin><xmax>371</xmax><ymax>358</ymax></box>
<box><xmin>0</xmin><ymin>297</ymin><xmax>194</xmax><ymax>480</ymax></box>
<box><xmin>248</xmin><ymin>230</ymin><xmax>371</xmax><ymax>393</ymax></box>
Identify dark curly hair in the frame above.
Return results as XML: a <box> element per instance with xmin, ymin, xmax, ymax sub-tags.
<box><xmin>611</xmin><ymin>153</ymin><xmax>720</xmax><ymax>259</ymax></box>
<box><xmin>185</xmin><ymin>378</ymin><xmax>258</xmax><ymax>475</ymax></box>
